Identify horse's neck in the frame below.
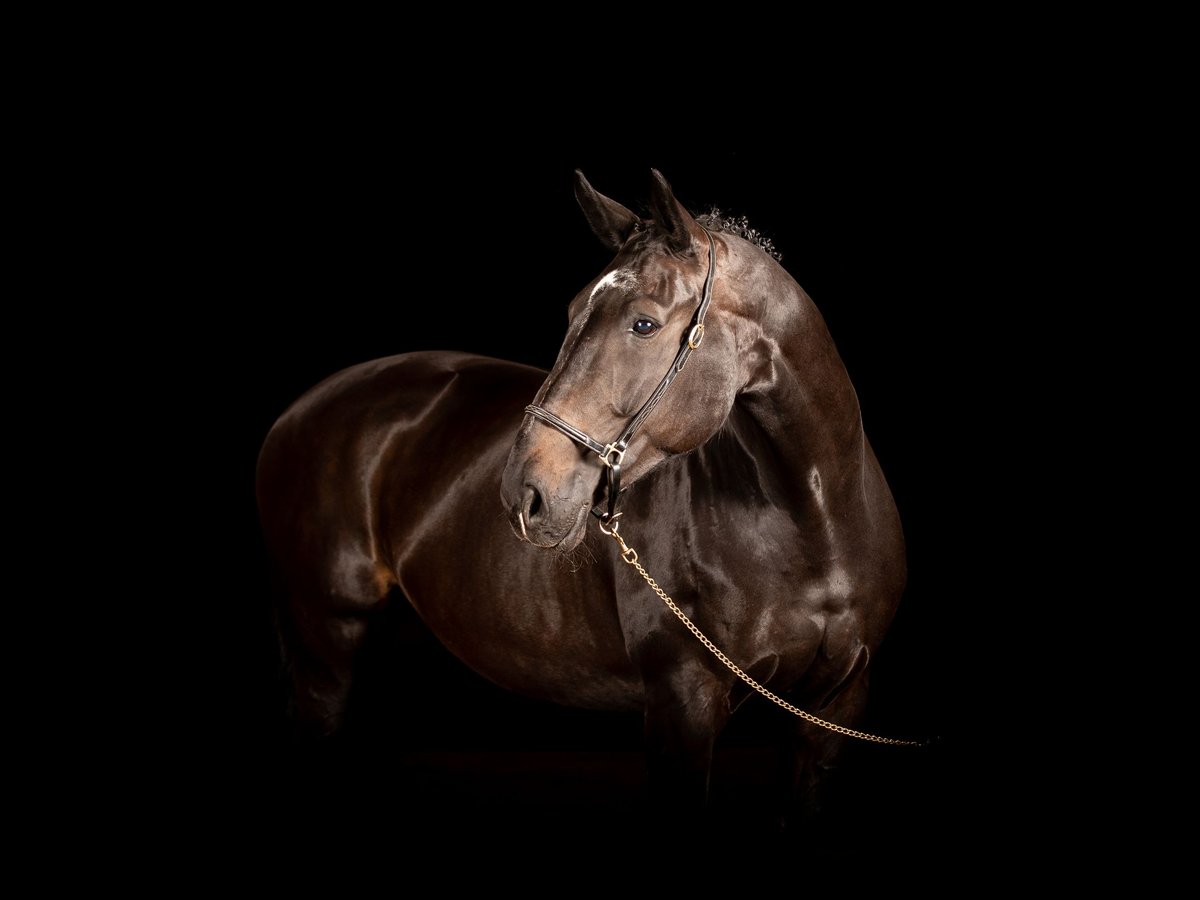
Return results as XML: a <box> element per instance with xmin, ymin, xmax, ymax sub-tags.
<box><xmin>716</xmin><ymin>282</ymin><xmax>868</xmax><ymax>516</ymax></box>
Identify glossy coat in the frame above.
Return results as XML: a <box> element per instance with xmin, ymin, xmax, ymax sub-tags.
<box><xmin>256</xmin><ymin>170</ymin><xmax>907</xmax><ymax>818</ymax></box>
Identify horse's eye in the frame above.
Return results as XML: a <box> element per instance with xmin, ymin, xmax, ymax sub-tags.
<box><xmin>632</xmin><ymin>318</ymin><xmax>659</xmax><ymax>337</ymax></box>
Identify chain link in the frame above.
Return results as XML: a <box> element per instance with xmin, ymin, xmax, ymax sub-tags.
<box><xmin>603</xmin><ymin>525</ymin><xmax>925</xmax><ymax>747</ymax></box>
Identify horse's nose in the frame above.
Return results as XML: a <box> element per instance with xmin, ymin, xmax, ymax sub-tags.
<box><xmin>525</xmin><ymin>485</ymin><xmax>544</xmax><ymax>520</ymax></box>
<box><xmin>517</xmin><ymin>483</ymin><xmax>546</xmax><ymax>538</ymax></box>
<box><xmin>500</xmin><ymin>443</ymin><xmax>591</xmax><ymax>549</ymax></box>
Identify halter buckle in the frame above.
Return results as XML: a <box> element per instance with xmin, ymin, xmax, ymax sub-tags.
<box><xmin>599</xmin><ymin>442</ymin><xmax>625</xmax><ymax>468</ymax></box>
<box><xmin>687</xmin><ymin>323</ymin><xmax>705</xmax><ymax>350</ymax></box>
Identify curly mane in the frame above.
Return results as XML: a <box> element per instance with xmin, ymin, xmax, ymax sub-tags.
<box><xmin>697</xmin><ymin>209</ymin><xmax>782</xmax><ymax>261</ymax></box>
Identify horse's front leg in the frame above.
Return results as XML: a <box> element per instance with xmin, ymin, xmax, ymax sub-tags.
<box><xmin>779</xmin><ymin>667</ymin><xmax>869</xmax><ymax>831</ymax></box>
<box><xmin>640</xmin><ymin>655</ymin><xmax>732</xmax><ymax>815</ymax></box>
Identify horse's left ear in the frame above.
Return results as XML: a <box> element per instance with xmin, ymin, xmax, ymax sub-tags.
<box><xmin>649</xmin><ymin>169</ymin><xmax>703</xmax><ymax>255</ymax></box>
<box><xmin>575</xmin><ymin>170</ymin><xmax>640</xmax><ymax>252</ymax></box>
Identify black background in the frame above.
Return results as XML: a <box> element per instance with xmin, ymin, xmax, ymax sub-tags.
<box><xmin>154</xmin><ymin>101</ymin><xmax>1016</xmax><ymax>870</ymax></box>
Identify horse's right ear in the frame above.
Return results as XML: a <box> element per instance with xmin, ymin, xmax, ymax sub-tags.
<box><xmin>574</xmin><ymin>170</ymin><xmax>639</xmax><ymax>252</ymax></box>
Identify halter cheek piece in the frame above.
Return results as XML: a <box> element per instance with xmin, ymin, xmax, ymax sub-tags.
<box><xmin>524</xmin><ymin>227</ymin><xmax>716</xmax><ymax>527</ymax></box>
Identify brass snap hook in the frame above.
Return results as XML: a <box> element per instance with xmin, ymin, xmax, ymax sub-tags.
<box><xmin>597</xmin><ymin>514</ymin><xmax>638</xmax><ymax>563</ymax></box>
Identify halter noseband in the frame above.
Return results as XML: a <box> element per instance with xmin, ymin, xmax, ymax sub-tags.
<box><xmin>524</xmin><ymin>227</ymin><xmax>717</xmax><ymax>525</ymax></box>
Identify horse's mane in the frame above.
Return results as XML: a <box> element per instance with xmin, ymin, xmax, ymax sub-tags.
<box><xmin>696</xmin><ymin>209</ymin><xmax>782</xmax><ymax>261</ymax></box>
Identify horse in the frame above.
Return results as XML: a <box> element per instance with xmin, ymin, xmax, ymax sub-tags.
<box><xmin>255</xmin><ymin>169</ymin><xmax>908</xmax><ymax>823</ymax></box>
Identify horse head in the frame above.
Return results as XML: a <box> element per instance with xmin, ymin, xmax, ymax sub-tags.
<box><xmin>501</xmin><ymin>170</ymin><xmax>768</xmax><ymax>551</ymax></box>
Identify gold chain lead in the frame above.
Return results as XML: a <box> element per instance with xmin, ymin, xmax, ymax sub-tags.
<box><xmin>604</xmin><ymin>525</ymin><xmax>925</xmax><ymax>747</ymax></box>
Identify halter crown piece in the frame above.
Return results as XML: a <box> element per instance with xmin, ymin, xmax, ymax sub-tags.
<box><xmin>524</xmin><ymin>227</ymin><xmax>717</xmax><ymax>525</ymax></box>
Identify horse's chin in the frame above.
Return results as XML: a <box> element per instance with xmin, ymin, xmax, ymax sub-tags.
<box><xmin>553</xmin><ymin>505</ymin><xmax>590</xmax><ymax>552</ymax></box>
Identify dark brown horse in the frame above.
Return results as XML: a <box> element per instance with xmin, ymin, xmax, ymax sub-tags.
<box><xmin>256</xmin><ymin>170</ymin><xmax>907</xmax><ymax>820</ymax></box>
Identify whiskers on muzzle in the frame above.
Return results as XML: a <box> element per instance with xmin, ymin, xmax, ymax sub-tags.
<box><xmin>554</xmin><ymin>526</ymin><xmax>598</xmax><ymax>573</ymax></box>
<box><xmin>506</xmin><ymin>501</ymin><xmax>597</xmax><ymax>571</ymax></box>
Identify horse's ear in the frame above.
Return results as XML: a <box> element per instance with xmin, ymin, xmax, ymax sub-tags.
<box><xmin>649</xmin><ymin>169</ymin><xmax>702</xmax><ymax>255</ymax></box>
<box><xmin>574</xmin><ymin>170</ymin><xmax>639</xmax><ymax>252</ymax></box>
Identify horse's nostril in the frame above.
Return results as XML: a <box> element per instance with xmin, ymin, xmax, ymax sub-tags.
<box><xmin>527</xmin><ymin>486</ymin><xmax>543</xmax><ymax>520</ymax></box>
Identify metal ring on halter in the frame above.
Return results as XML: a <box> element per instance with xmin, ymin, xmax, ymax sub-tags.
<box><xmin>599</xmin><ymin>443</ymin><xmax>625</xmax><ymax>468</ymax></box>
<box><xmin>597</xmin><ymin>512</ymin><xmax>623</xmax><ymax>535</ymax></box>
<box><xmin>677</xmin><ymin>324</ymin><xmax>706</xmax><ymax>372</ymax></box>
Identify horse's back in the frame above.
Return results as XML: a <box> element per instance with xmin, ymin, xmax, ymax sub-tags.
<box><xmin>256</xmin><ymin>351</ymin><xmax>543</xmax><ymax>604</ymax></box>
<box><xmin>261</xmin><ymin>350</ymin><xmax>542</xmax><ymax>444</ymax></box>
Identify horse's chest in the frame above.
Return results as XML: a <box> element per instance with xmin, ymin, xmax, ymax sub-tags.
<box><xmin>658</xmin><ymin>513</ymin><xmax>862</xmax><ymax>661</ymax></box>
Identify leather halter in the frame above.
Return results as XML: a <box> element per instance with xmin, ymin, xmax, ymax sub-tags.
<box><xmin>524</xmin><ymin>227</ymin><xmax>717</xmax><ymax>524</ymax></box>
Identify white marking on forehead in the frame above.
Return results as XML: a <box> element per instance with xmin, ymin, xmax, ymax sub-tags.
<box><xmin>589</xmin><ymin>268</ymin><xmax>639</xmax><ymax>303</ymax></box>
<box><xmin>568</xmin><ymin>268</ymin><xmax>639</xmax><ymax>346</ymax></box>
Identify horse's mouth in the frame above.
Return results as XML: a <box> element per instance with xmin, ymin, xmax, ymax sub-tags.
<box><xmin>554</xmin><ymin>503</ymin><xmax>590</xmax><ymax>551</ymax></box>
<box><xmin>514</xmin><ymin>502</ymin><xmax>589</xmax><ymax>551</ymax></box>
